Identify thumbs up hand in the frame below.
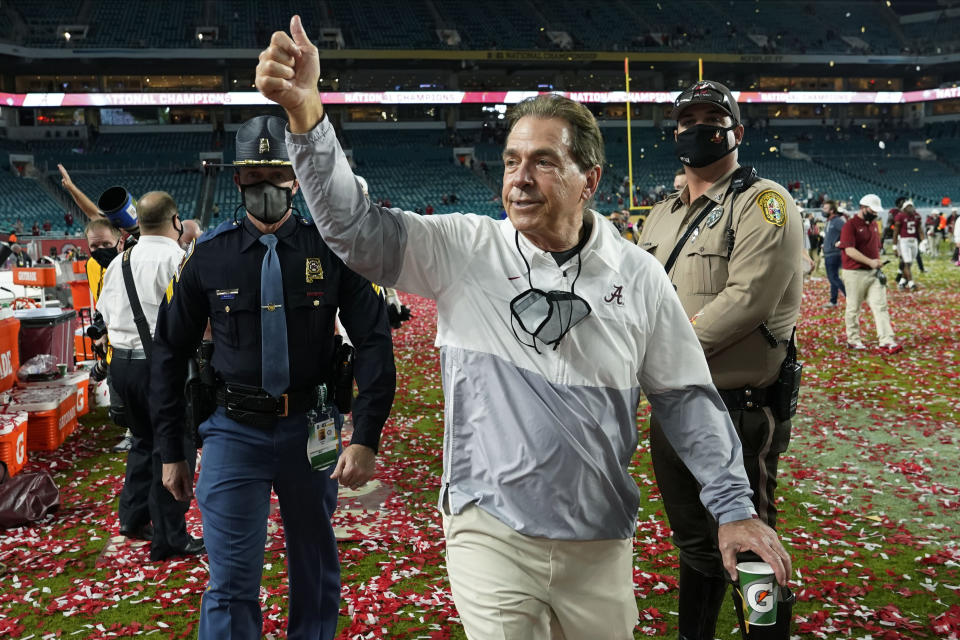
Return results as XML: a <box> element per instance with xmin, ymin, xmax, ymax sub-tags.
<box><xmin>255</xmin><ymin>15</ymin><xmax>324</xmax><ymax>132</ymax></box>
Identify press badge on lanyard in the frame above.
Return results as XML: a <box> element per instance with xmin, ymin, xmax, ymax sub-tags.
<box><xmin>306</xmin><ymin>385</ymin><xmax>339</xmax><ymax>471</ymax></box>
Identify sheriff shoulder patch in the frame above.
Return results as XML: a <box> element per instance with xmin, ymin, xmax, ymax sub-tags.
<box><xmin>756</xmin><ymin>190</ymin><xmax>787</xmax><ymax>227</ymax></box>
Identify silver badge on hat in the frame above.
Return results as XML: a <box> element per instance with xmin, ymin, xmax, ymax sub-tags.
<box><xmin>706</xmin><ymin>206</ymin><xmax>724</xmax><ymax>228</ymax></box>
<box><xmin>259</xmin><ymin>138</ymin><xmax>270</xmax><ymax>154</ymax></box>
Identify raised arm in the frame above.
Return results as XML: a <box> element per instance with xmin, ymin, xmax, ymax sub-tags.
<box><xmin>58</xmin><ymin>164</ymin><xmax>103</xmax><ymax>220</ymax></box>
<box><xmin>255</xmin><ymin>15</ymin><xmax>483</xmax><ymax>300</ymax></box>
<box><xmin>255</xmin><ymin>15</ymin><xmax>324</xmax><ymax>135</ymax></box>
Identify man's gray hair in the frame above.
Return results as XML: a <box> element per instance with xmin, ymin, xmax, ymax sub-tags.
<box><xmin>507</xmin><ymin>94</ymin><xmax>605</xmax><ymax>173</ymax></box>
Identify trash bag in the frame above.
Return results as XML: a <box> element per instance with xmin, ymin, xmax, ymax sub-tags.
<box><xmin>0</xmin><ymin>461</ymin><xmax>60</xmax><ymax>529</ymax></box>
<box><xmin>16</xmin><ymin>354</ymin><xmax>59</xmax><ymax>382</ymax></box>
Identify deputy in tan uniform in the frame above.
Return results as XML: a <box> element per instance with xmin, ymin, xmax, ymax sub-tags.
<box><xmin>639</xmin><ymin>80</ymin><xmax>801</xmax><ymax>640</ymax></box>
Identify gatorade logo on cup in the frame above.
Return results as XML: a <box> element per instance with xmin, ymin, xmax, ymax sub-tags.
<box><xmin>746</xmin><ymin>582</ymin><xmax>776</xmax><ymax>614</ymax></box>
<box><xmin>97</xmin><ymin>186</ymin><xmax>140</xmax><ymax>231</ymax></box>
<box><xmin>736</xmin><ymin>561</ymin><xmax>779</xmax><ymax>627</ymax></box>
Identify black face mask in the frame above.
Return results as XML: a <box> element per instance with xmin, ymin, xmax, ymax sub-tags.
<box><xmin>675</xmin><ymin>124</ymin><xmax>739</xmax><ymax>168</ymax></box>
<box><xmin>241</xmin><ymin>181</ymin><xmax>292</xmax><ymax>224</ymax></box>
<box><xmin>172</xmin><ymin>215</ymin><xmax>184</xmax><ymax>244</ymax></box>
<box><xmin>90</xmin><ymin>245</ymin><xmax>119</xmax><ymax>268</ymax></box>
<box><xmin>863</xmin><ymin>212</ymin><xmax>878</xmax><ymax>223</ymax></box>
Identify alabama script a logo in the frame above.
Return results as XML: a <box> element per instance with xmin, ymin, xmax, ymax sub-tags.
<box><xmin>604</xmin><ymin>285</ymin><xmax>624</xmax><ymax>306</ymax></box>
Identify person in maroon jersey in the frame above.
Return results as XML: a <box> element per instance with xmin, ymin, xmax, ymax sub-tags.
<box><xmin>893</xmin><ymin>200</ymin><xmax>922</xmax><ymax>290</ymax></box>
<box><xmin>839</xmin><ymin>194</ymin><xmax>901</xmax><ymax>354</ymax></box>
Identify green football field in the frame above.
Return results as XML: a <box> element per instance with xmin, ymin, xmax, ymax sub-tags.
<box><xmin>1</xmin><ymin>251</ymin><xmax>958</xmax><ymax>639</ymax></box>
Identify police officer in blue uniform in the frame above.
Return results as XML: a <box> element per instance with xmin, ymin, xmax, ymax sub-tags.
<box><xmin>150</xmin><ymin>115</ymin><xmax>396</xmax><ymax>640</ymax></box>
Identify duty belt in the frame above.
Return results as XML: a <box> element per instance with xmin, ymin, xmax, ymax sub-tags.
<box><xmin>216</xmin><ymin>383</ymin><xmax>320</xmax><ymax>425</ymax></box>
<box><xmin>717</xmin><ymin>384</ymin><xmax>772</xmax><ymax>411</ymax></box>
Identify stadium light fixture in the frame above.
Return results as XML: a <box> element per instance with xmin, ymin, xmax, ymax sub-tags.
<box><xmin>64</xmin><ymin>32</ymin><xmax>71</xmax><ymax>42</ymax></box>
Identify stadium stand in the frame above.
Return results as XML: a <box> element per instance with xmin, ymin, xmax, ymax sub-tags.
<box><xmin>0</xmin><ymin>167</ymin><xmax>65</xmax><ymax>230</ymax></box>
<box><xmin>0</xmin><ymin>0</ymin><xmax>927</xmax><ymax>54</ymax></box>
<box><xmin>2</xmin><ymin>121</ymin><xmax>959</xmax><ymax>229</ymax></box>
<box><xmin>1</xmin><ymin>0</ymin><xmax>958</xmax><ymax>232</ymax></box>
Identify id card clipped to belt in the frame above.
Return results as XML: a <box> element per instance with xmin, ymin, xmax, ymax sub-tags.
<box><xmin>306</xmin><ymin>384</ymin><xmax>340</xmax><ymax>471</ymax></box>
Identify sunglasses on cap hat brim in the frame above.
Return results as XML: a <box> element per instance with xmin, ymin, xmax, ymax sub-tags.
<box><xmin>671</xmin><ymin>82</ymin><xmax>739</xmax><ymax>122</ymax></box>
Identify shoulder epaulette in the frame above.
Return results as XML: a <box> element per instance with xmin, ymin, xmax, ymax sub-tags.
<box><xmin>198</xmin><ymin>218</ymin><xmax>242</xmax><ymax>244</ymax></box>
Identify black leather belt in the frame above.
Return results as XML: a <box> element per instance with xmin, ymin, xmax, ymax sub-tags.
<box><xmin>216</xmin><ymin>383</ymin><xmax>320</xmax><ymax>420</ymax></box>
<box><xmin>717</xmin><ymin>385</ymin><xmax>771</xmax><ymax>411</ymax></box>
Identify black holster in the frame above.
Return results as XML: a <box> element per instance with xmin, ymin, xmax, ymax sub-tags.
<box><xmin>184</xmin><ymin>340</ymin><xmax>216</xmax><ymax>447</ymax></box>
<box><xmin>770</xmin><ymin>329</ymin><xmax>802</xmax><ymax>422</ymax></box>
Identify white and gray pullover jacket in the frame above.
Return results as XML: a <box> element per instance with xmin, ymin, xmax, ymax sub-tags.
<box><xmin>288</xmin><ymin>118</ymin><xmax>756</xmax><ymax>540</ymax></box>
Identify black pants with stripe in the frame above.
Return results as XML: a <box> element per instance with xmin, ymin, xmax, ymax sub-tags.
<box><xmin>650</xmin><ymin>406</ymin><xmax>792</xmax><ymax>577</ymax></box>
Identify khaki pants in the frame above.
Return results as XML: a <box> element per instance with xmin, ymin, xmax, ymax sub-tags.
<box><xmin>841</xmin><ymin>268</ymin><xmax>895</xmax><ymax>346</ymax></box>
<box><xmin>442</xmin><ymin>502</ymin><xmax>637</xmax><ymax>640</ymax></box>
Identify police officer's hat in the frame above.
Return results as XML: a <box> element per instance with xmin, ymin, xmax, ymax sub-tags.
<box><xmin>234</xmin><ymin>115</ymin><xmax>291</xmax><ymax>167</ymax></box>
<box><xmin>671</xmin><ymin>80</ymin><xmax>741</xmax><ymax>124</ymax></box>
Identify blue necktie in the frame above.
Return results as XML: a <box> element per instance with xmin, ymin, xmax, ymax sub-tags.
<box><xmin>258</xmin><ymin>234</ymin><xmax>290</xmax><ymax>397</ymax></box>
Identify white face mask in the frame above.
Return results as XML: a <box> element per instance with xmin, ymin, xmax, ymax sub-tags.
<box><xmin>241</xmin><ymin>181</ymin><xmax>292</xmax><ymax>223</ymax></box>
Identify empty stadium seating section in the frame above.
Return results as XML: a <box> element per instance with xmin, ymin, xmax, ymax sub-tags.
<box><xmin>2</xmin><ymin>121</ymin><xmax>957</xmax><ymax>234</ymax></box>
<box><xmin>5</xmin><ymin>0</ymin><xmax>954</xmax><ymax>54</ymax></box>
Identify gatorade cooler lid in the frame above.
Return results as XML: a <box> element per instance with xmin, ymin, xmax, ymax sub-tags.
<box><xmin>0</xmin><ymin>411</ymin><xmax>28</xmax><ymax>436</ymax></box>
<box><xmin>9</xmin><ymin>386</ymin><xmax>75</xmax><ymax>411</ymax></box>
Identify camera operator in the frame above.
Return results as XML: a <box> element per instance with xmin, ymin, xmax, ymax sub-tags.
<box><xmin>84</xmin><ymin>216</ymin><xmax>140</xmax><ymax>453</ymax></box>
<box><xmin>97</xmin><ymin>191</ymin><xmax>204</xmax><ymax>560</ymax></box>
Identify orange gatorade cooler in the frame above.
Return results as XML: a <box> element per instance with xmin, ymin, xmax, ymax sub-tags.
<box><xmin>9</xmin><ymin>387</ymin><xmax>78</xmax><ymax>451</ymax></box>
<box><xmin>0</xmin><ymin>411</ymin><xmax>29</xmax><ymax>477</ymax></box>
<box><xmin>12</xmin><ymin>267</ymin><xmax>57</xmax><ymax>288</ymax></box>
<box><xmin>25</xmin><ymin>369</ymin><xmax>92</xmax><ymax>418</ymax></box>
<box><xmin>69</xmin><ymin>280</ymin><xmax>93</xmax><ymax>310</ymax></box>
<box><xmin>74</xmin><ymin>328</ymin><xmax>95</xmax><ymax>361</ymax></box>
<box><xmin>0</xmin><ymin>315</ymin><xmax>20</xmax><ymax>393</ymax></box>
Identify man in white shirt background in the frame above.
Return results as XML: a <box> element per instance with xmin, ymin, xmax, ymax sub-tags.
<box><xmin>97</xmin><ymin>191</ymin><xmax>205</xmax><ymax>561</ymax></box>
